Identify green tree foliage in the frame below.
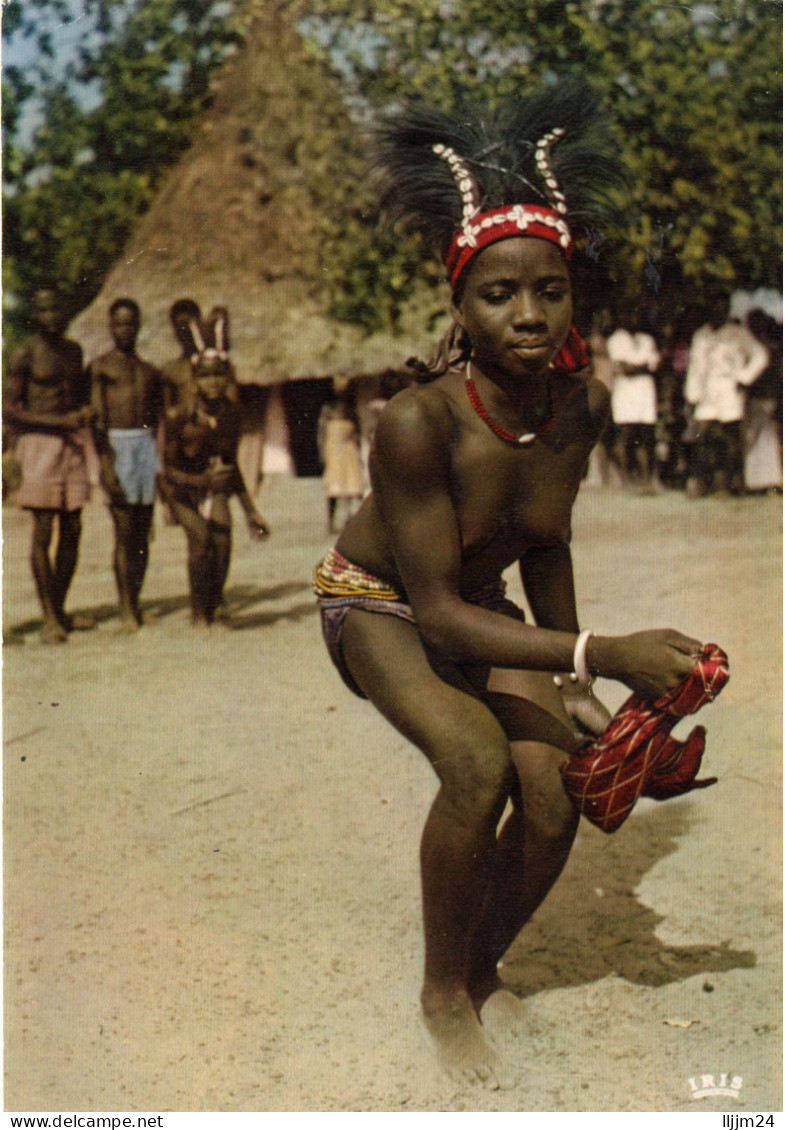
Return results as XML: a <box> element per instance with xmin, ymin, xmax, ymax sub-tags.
<box><xmin>3</xmin><ymin>0</ymin><xmax>244</xmax><ymax>340</ymax></box>
<box><xmin>572</xmin><ymin>0</ymin><xmax>783</xmax><ymax>307</ymax></box>
<box><xmin>4</xmin><ymin>0</ymin><xmax>782</xmax><ymax>342</ymax></box>
<box><xmin>302</xmin><ymin>0</ymin><xmax>782</xmax><ymax>326</ymax></box>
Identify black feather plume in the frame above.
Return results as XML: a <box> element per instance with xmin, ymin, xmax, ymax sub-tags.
<box><xmin>374</xmin><ymin>77</ymin><xmax>627</xmax><ymax>262</ymax></box>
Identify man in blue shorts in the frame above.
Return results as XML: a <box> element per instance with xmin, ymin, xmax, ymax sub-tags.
<box><xmin>88</xmin><ymin>299</ymin><xmax>164</xmax><ymax>631</ymax></box>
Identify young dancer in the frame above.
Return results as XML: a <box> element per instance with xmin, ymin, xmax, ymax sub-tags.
<box><xmin>314</xmin><ymin>81</ymin><xmax>710</xmax><ymax>1082</ymax></box>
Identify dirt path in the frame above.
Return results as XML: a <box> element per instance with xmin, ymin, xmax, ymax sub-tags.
<box><xmin>3</xmin><ymin>479</ymin><xmax>782</xmax><ymax>1112</ymax></box>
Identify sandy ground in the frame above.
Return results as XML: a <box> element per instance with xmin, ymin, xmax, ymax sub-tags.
<box><xmin>2</xmin><ymin>477</ymin><xmax>782</xmax><ymax>1113</ymax></box>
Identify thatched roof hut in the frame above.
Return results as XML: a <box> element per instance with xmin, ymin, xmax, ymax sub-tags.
<box><xmin>70</xmin><ymin>3</ymin><xmax>449</xmax><ymax>383</ymax></box>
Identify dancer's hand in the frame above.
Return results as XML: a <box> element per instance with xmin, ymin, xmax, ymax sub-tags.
<box><xmin>206</xmin><ymin>459</ymin><xmax>234</xmax><ymax>491</ymax></box>
<box><xmin>246</xmin><ymin>510</ymin><xmax>270</xmax><ymax>539</ymax></box>
<box><xmin>104</xmin><ymin>475</ymin><xmax>127</xmax><ymax>507</ymax></box>
<box><xmin>558</xmin><ymin>681</ymin><xmax>612</xmax><ymax>738</ymax></box>
<box><xmin>99</xmin><ymin>455</ymin><xmax>126</xmax><ymax>506</ymax></box>
<box><xmin>592</xmin><ymin>629</ymin><xmax>701</xmax><ymax>698</ymax></box>
<box><xmin>63</xmin><ymin>406</ymin><xmax>95</xmax><ymax>430</ymax></box>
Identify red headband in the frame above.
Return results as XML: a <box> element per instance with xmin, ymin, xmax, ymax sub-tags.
<box><xmin>445</xmin><ymin>203</ymin><xmax>586</xmax><ymax>374</ymax></box>
<box><xmin>445</xmin><ymin>203</ymin><xmax>572</xmax><ymax>291</ymax></box>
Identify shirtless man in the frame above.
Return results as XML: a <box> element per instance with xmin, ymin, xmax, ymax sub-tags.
<box><xmin>6</xmin><ymin>286</ymin><xmax>95</xmax><ymax>643</ymax></box>
<box><xmin>88</xmin><ymin>299</ymin><xmax>164</xmax><ymax>631</ymax></box>
<box><xmin>161</xmin><ymin>298</ymin><xmax>202</xmax><ymax>418</ymax></box>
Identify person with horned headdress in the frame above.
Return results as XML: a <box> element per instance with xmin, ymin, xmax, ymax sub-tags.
<box><xmin>160</xmin><ymin>307</ymin><xmax>269</xmax><ymax>628</ymax></box>
<box><xmin>312</xmin><ymin>80</ymin><xmax>713</xmax><ymax>1083</ymax></box>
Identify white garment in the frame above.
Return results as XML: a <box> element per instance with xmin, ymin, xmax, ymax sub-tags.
<box><xmin>685</xmin><ymin>322</ymin><xmax>769</xmax><ymax>424</ymax></box>
<box><xmin>607</xmin><ymin>330</ymin><xmax>660</xmax><ymax>425</ymax></box>
<box><xmin>607</xmin><ymin>329</ymin><xmax>661</xmax><ymax>373</ymax></box>
<box><xmin>744</xmin><ymin>399</ymin><xmax>782</xmax><ymax>491</ymax></box>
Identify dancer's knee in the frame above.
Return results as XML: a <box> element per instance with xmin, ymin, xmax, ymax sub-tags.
<box><xmin>437</xmin><ymin>733</ymin><xmax>514</xmax><ymax>826</ymax></box>
<box><xmin>513</xmin><ymin>740</ymin><xmax>579</xmax><ymax>841</ymax></box>
<box><xmin>522</xmin><ymin>776</ymin><xmax>578</xmax><ymax>842</ymax></box>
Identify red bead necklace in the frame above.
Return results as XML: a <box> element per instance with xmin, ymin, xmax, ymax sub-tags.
<box><xmin>464</xmin><ymin>363</ymin><xmax>554</xmax><ymax>447</ymax></box>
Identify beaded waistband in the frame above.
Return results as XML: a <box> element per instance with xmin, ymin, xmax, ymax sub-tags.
<box><xmin>313</xmin><ymin>547</ymin><xmax>511</xmax><ymax>611</ymax></box>
<box><xmin>313</xmin><ymin>548</ymin><xmax>404</xmax><ymax>605</ymax></box>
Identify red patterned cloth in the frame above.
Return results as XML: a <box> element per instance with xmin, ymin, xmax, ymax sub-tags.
<box><xmin>560</xmin><ymin>643</ymin><xmax>729</xmax><ymax>833</ymax></box>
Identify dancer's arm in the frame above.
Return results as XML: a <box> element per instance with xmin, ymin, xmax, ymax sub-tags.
<box><xmin>372</xmin><ymin>389</ymin><xmax>698</xmax><ymax>693</ymax></box>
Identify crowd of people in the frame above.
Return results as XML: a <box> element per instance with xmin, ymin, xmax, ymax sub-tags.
<box><xmin>4</xmin><ymin>278</ymin><xmax>781</xmax><ymax>645</ymax></box>
<box><xmin>5</xmin><ymin>287</ymin><xmax>269</xmax><ymax>642</ymax></box>
<box><xmin>312</xmin><ymin>293</ymin><xmax>784</xmax><ymax>550</ymax></box>
<box><xmin>586</xmin><ymin>298</ymin><xmax>782</xmax><ymax>498</ymax></box>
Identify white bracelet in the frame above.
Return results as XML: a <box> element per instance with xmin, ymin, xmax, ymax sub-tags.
<box><xmin>570</xmin><ymin>629</ymin><xmax>595</xmax><ymax>688</ymax></box>
<box><xmin>552</xmin><ymin>629</ymin><xmax>595</xmax><ymax>690</ymax></box>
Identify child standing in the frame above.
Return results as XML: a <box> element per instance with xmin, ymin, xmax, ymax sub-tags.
<box><xmin>161</xmin><ymin>313</ymin><xmax>269</xmax><ymax>628</ymax></box>
<box><xmin>317</xmin><ymin>376</ymin><xmax>364</xmax><ymax>533</ymax></box>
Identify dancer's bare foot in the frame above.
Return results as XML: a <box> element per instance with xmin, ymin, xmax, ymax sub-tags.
<box><xmin>190</xmin><ymin>615</ymin><xmax>212</xmax><ymax>632</ymax></box>
<box><xmin>41</xmin><ymin>619</ymin><xmax>68</xmax><ymax>644</ymax></box>
<box><xmin>116</xmin><ymin>614</ymin><xmax>140</xmax><ymax>634</ymax></box>
<box><xmin>422</xmin><ymin>987</ymin><xmax>502</xmax><ymax>1088</ymax></box>
<box><xmin>480</xmin><ymin>988</ymin><xmax>528</xmax><ymax>1044</ymax></box>
<box><xmin>62</xmin><ymin>611</ymin><xmax>96</xmax><ymax>631</ymax></box>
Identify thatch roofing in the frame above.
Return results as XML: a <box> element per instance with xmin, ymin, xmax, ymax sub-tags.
<box><xmin>70</xmin><ymin>3</ymin><xmax>449</xmax><ymax>383</ymax></box>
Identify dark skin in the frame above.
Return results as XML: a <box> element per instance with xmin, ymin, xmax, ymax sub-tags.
<box><xmin>159</xmin><ymin>308</ymin><xmax>242</xmax><ymax>536</ymax></box>
<box><xmin>161</xmin><ymin>362</ymin><xmax>269</xmax><ymax>628</ymax></box>
<box><xmin>5</xmin><ymin>288</ymin><xmax>95</xmax><ymax>642</ymax></box>
<box><xmin>161</xmin><ymin>310</ymin><xmax>200</xmax><ymax>418</ymax></box>
<box><xmin>88</xmin><ymin>304</ymin><xmax>165</xmax><ymax>630</ymax></box>
<box><xmin>333</xmin><ymin>238</ymin><xmax>700</xmax><ymax>1083</ymax></box>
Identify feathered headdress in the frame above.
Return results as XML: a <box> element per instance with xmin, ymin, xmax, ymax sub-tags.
<box><xmin>375</xmin><ymin>78</ymin><xmax>625</xmax><ymax>293</ymax></box>
<box><xmin>188</xmin><ymin>306</ymin><xmax>231</xmax><ymax>372</ymax></box>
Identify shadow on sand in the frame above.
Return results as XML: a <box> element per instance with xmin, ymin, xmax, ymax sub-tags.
<box><xmin>3</xmin><ymin>580</ymin><xmax>316</xmax><ymax>643</ymax></box>
<box><xmin>501</xmin><ymin>802</ymin><xmax>755</xmax><ymax>998</ymax></box>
